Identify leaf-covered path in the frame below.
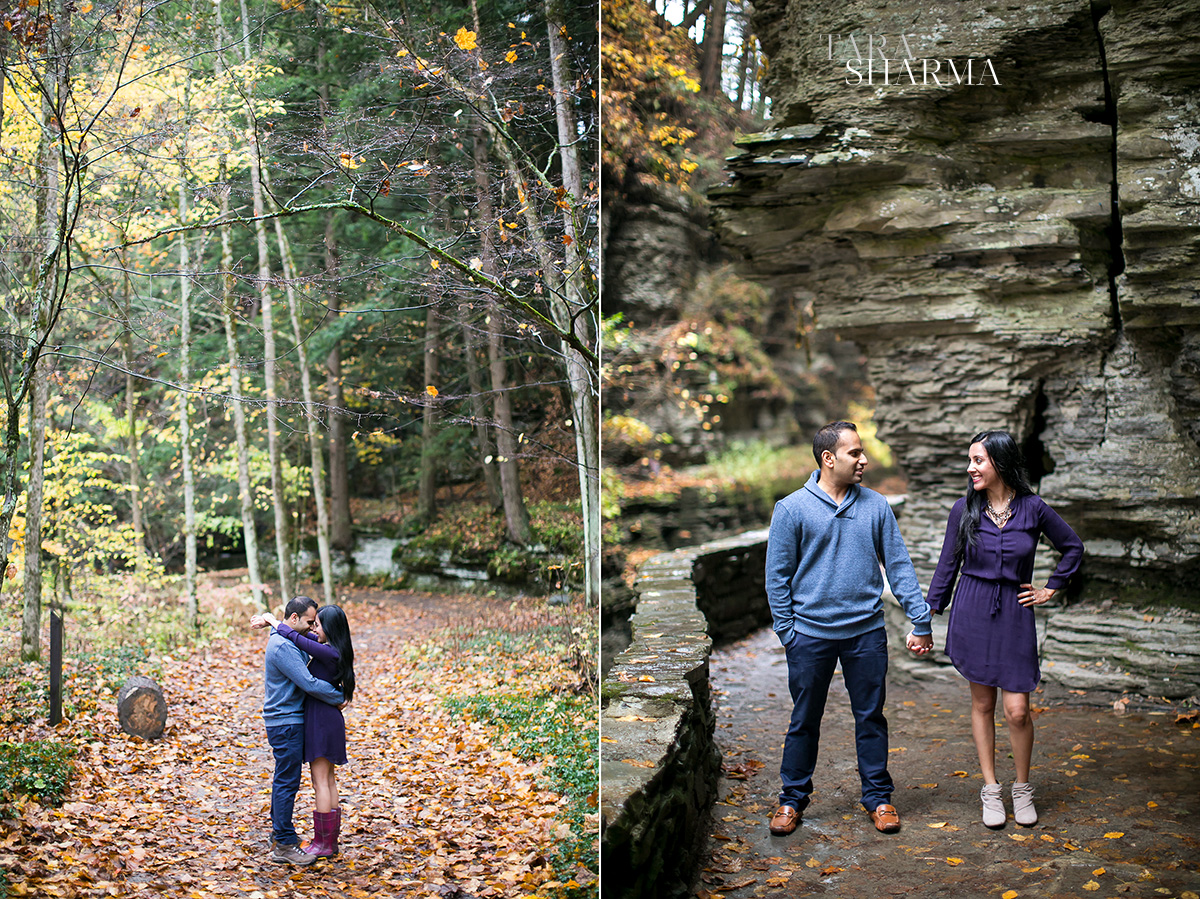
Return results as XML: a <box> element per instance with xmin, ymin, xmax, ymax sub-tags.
<box><xmin>698</xmin><ymin>628</ymin><xmax>1200</xmax><ymax>899</ymax></box>
<box><xmin>1</xmin><ymin>585</ymin><xmax>597</xmax><ymax>898</ymax></box>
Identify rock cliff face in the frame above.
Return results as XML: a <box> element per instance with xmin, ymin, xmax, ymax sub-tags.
<box><xmin>710</xmin><ymin>0</ymin><xmax>1200</xmax><ymax>601</ymax></box>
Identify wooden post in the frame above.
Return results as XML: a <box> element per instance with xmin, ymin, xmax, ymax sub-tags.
<box><xmin>49</xmin><ymin>609</ymin><xmax>62</xmax><ymax>726</ymax></box>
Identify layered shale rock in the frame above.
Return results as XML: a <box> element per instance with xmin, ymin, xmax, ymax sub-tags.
<box><xmin>711</xmin><ymin>0</ymin><xmax>1200</xmax><ymax>603</ymax></box>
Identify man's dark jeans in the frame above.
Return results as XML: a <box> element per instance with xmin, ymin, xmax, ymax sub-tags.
<box><xmin>266</xmin><ymin>723</ymin><xmax>305</xmax><ymax>846</ymax></box>
<box><xmin>779</xmin><ymin>626</ymin><xmax>893</xmax><ymax>812</ymax></box>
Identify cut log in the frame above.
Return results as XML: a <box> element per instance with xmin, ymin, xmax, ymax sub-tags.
<box><xmin>117</xmin><ymin>675</ymin><xmax>167</xmax><ymax>740</ymax></box>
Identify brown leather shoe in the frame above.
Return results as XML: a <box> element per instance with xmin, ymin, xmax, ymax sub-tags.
<box><xmin>769</xmin><ymin>804</ymin><xmax>802</xmax><ymax>836</ymax></box>
<box><xmin>869</xmin><ymin>803</ymin><xmax>901</xmax><ymax>833</ymax></box>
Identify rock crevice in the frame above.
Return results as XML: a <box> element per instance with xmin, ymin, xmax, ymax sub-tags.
<box><xmin>711</xmin><ymin>0</ymin><xmax>1200</xmax><ymax>602</ymax></box>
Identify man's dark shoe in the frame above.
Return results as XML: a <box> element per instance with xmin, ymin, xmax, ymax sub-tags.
<box><xmin>271</xmin><ymin>841</ymin><xmax>317</xmax><ymax>865</ymax></box>
<box><xmin>869</xmin><ymin>803</ymin><xmax>901</xmax><ymax>833</ymax></box>
<box><xmin>769</xmin><ymin>804</ymin><xmax>802</xmax><ymax>836</ymax></box>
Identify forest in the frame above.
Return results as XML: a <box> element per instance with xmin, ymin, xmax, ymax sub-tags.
<box><xmin>1</xmin><ymin>0</ymin><xmax>600</xmax><ymax>654</ymax></box>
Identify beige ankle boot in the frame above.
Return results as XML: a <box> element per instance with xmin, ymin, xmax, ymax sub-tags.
<box><xmin>981</xmin><ymin>783</ymin><xmax>1005</xmax><ymax>828</ymax></box>
<box><xmin>1011</xmin><ymin>782</ymin><xmax>1037</xmax><ymax>826</ymax></box>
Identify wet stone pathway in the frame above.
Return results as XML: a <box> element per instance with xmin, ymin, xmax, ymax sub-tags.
<box><xmin>696</xmin><ymin>628</ymin><xmax>1200</xmax><ymax>899</ymax></box>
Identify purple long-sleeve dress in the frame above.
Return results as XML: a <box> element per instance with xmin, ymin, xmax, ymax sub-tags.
<box><xmin>927</xmin><ymin>493</ymin><xmax>1084</xmax><ymax>693</ymax></box>
<box><xmin>276</xmin><ymin>623</ymin><xmax>348</xmax><ymax>765</ymax></box>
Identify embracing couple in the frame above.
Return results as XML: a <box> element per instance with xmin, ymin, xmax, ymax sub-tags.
<box><xmin>251</xmin><ymin>596</ymin><xmax>357</xmax><ymax>865</ymax></box>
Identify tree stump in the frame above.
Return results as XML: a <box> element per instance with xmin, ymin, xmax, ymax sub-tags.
<box><xmin>117</xmin><ymin>675</ymin><xmax>167</xmax><ymax>740</ymax></box>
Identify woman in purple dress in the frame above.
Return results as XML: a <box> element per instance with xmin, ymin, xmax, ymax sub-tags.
<box><xmin>254</xmin><ymin>603</ymin><xmax>356</xmax><ymax>858</ymax></box>
<box><xmin>927</xmin><ymin>430</ymin><xmax>1083</xmax><ymax>830</ymax></box>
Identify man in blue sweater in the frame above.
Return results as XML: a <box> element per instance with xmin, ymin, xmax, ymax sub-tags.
<box><xmin>765</xmin><ymin>421</ymin><xmax>933</xmax><ymax>837</ymax></box>
<box><xmin>262</xmin><ymin>596</ymin><xmax>345</xmax><ymax>865</ymax></box>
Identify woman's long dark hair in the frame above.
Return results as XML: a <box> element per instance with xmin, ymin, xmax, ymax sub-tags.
<box><xmin>954</xmin><ymin>430</ymin><xmax>1034</xmax><ymax>562</ymax></box>
<box><xmin>318</xmin><ymin>604</ymin><xmax>355</xmax><ymax>702</ymax></box>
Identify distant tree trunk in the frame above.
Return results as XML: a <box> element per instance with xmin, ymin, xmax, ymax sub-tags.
<box><xmin>546</xmin><ymin>0</ymin><xmax>601</xmax><ymax>603</ymax></box>
<box><xmin>264</xmin><ymin>165</ymin><xmax>335</xmax><ymax>606</ymax></box>
<box><xmin>324</xmin><ymin>215</ymin><xmax>353</xmax><ymax>552</ymax></box>
<box><xmin>120</xmin><ymin>259</ymin><xmax>145</xmax><ymax>566</ymax></box>
<box><xmin>317</xmin><ymin>42</ymin><xmax>353</xmax><ymax>554</ymax></box>
<box><xmin>418</xmin><ymin>307</ymin><xmax>440</xmax><ymax>521</ymax></box>
<box><xmin>460</xmin><ymin>319</ymin><xmax>502</xmax><ymax>509</ymax></box>
<box><xmin>735</xmin><ymin>29</ymin><xmax>752</xmax><ymax>108</ymax></box>
<box><xmin>21</xmin><ymin>362</ymin><xmax>48</xmax><ymax>662</ymax></box>
<box><xmin>239</xmin><ymin>0</ymin><xmax>293</xmax><ymax>603</ymax></box>
<box><xmin>177</xmin><ymin>140</ymin><xmax>198</xmax><ymax>628</ymax></box>
<box><xmin>214</xmin><ymin>0</ymin><xmax>265</xmax><ymax>609</ymax></box>
<box><xmin>700</xmin><ymin>0</ymin><xmax>728</xmax><ymax>97</ymax></box>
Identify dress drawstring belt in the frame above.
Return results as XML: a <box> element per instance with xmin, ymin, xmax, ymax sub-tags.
<box><xmin>962</xmin><ymin>575</ymin><xmax>1021</xmax><ymax>617</ymax></box>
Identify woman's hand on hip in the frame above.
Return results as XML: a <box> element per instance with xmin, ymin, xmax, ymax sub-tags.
<box><xmin>1018</xmin><ymin>584</ymin><xmax>1055</xmax><ymax>607</ymax></box>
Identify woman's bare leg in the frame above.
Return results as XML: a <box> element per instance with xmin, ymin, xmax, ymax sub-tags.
<box><xmin>969</xmin><ymin>682</ymin><xmax>999</xmax><ymax>783</ymax></box>
<box><xmin>1002</xmin><ymin>690</ymin><xmax>1034</xmax><ymax>783</ymax></box>
<box><xmin>311</xmin><ymin>758</ymin><xmax>337</xmax><ymax>813</ymax></box>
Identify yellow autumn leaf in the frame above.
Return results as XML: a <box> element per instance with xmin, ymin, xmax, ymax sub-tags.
<box><xmin>1103</xmin><ymin>832</ymin><xmax>1125</xmax><ymax>839</ymax></box>
<box><xmin>505</xmin><ymin>49</ymin><xmax>518</xmax><ymax>63</ymax></box>
<box><xmin>1021</xmin><ymin>867</ymin><xmax>1042</xmax><ymax>873</ymax></box>
<box><xmin>430</xmin><ymin>259</ymin><xmax>439</xmax><ymax>269</ymax></box>
<box><xmin>805</xmin><ymin>858</ymin><xmax>821</xmax><ymax>868</ymax></box>
<box><xmin>1083</xmin><ymin>882</ymin><xmax>1100</xmax><ymax>892</ymax></box>
<box><xmin>946</xmin><ymin>858</ymin><xmax>964</xmax><ymax>866</ymax></box>
<box><xmin>426</xmin><ymin>385</ymin><xmax>438</xmax><ymax>397</ymax></box>
<box><xmin>928</xmin><ymin>822</ymin><xmax>948</xmax><ymax>828</ymax></box>
<box><xmin>1093</xmin><ymin>869</ymin><xmax>1106</xmax><ymax>876</ymax></box>
<box><xmin>1147</xmin><ymin>801</ymin><xmax>1158</xmax><ymax>808</ymax></box>
<box><xmin>1002</xmin><ymin>892</ymin><xmax>1019</xmax><ymax>899</ymax></box>
<box><xmin>453</xmin><ymin>26</ymin><xmax>477</xmax><ymax>51</ymax></box>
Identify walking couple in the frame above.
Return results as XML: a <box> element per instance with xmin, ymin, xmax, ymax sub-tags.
<box><xmin>251</xmin><ymin>596</ymin><xmax>357</xmax><ymax>865</ymax></box>
<box><xmin>766</xmin><ymin>421</ymin><xmax>1083</xmax><ymax>837</ymax></box>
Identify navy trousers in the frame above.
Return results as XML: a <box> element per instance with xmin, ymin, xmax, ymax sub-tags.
<box><xmin>779</xmin><ymin>626</ymin><xmax>893</xmax><ymax>812</ymax></box>
<box><xmin>266</xmin><ymin>723</ymin><xmax>305</xmax><ymax>846</ymax></box>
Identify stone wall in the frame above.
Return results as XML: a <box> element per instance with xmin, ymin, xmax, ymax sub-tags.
<box><xmin>710</xmin><ymin>0</ymin><xmax>1200</xmax><ymax>602</ymax></box>
<box><xmin>599</xmin><ymin>531</ymin><xmax>771</xmax><ymax>899</ymax></box>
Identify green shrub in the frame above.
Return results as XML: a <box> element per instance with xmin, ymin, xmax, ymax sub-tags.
<box><xmin>0</xmin><ymin>740</ymin><xmax>77</xmax><ymax>807</ymax></box>
<box><xmin>445</xmin><ymin>692</ymin><xmax>597</xmax><ymax>896</ymax></box>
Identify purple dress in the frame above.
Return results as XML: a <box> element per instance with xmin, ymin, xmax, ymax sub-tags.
<box><xmin>927</xmin><ymin>493</ymin><xmax>1084</xmax><ymax>693</ymax></box>
<box><xmin>277</xmin><ymin>623</ymin><xmax>348</xmax><ymax>765</ymax></box>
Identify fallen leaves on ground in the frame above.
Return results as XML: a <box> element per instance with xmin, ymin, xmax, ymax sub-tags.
<box><xmin>0</xmin><ymin>589</ymin><xmax>597</xmax><ymax>898</ymax></box>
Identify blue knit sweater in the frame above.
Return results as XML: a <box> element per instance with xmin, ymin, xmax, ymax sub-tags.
<box><xmin>262</xmin><ymin>631</ymin><xmax>344</xmax><ymax>727</ymax></box>
<box><xmin>766</xmin><ymin>471</ymin><xmax>932</xmax><ymax>643</ymax></box>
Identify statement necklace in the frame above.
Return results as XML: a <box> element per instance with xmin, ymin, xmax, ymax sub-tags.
<box><xmin>986</xmin><ymin>490</ymin><xmax>1015</xmax><ymax>528</ymax></box>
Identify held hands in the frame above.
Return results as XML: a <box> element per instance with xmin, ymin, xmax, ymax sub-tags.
<box><xmin>1018</xmin><ymin>584</ymin><xmax>1056</xmax><ymax>608</ymax></box>
<box><xmin>249</xmin><ymin>612</ymin><xmax>280</xmax><ymax>630</ymax></box>
<box><xmin>906</xmin><ymin>632</ymin><xmax>933</xmax><ymax>655</ymax></box>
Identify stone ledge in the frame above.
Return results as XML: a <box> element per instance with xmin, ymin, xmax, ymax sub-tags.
<box><xmin>599</xmin><ymin>531</ymin><xmax>770</xmax><ymax>899</ymax></box>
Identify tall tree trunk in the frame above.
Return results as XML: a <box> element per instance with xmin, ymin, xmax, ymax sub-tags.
<box><xmin>178</xmin><ymin>135</ymin><xmax>198</xmax><ymax>628</ymax></box>
<box><xmin>214</xmin><ymin>0</ymin><xmax>265</xmax><ymax>609</ymax></box>
<box><xmin>323</xmin><ymin>214</ymin><xmax>353</xmax><ymax>551</ymax></box>
<box><xmin>21</xmin><ymin>364</ymin><xmax>48</xmax><ymax>661</ymax></box>
<box><xmin>418</xmin><ymin>307</ymin><xmax>440</xmax><ymax>521</ymax></box>
<box><xmin>699</xmin><ymin>0</ymin><xmax>728</xmax><ymax>97</ymax></box>
<box><xmin>21</xmin><ymin>50</ymin><xmax>63</xmax><ymax>662</ymax></box>
<box><xmin>545</xmin><ymin>0</ymin><xmax>601</xmax><ymax>604</ymax></box>
<box><xmin>239</xmin><ymin>0</ymin><xmax>293</xmax><ymax>603</ymax></box>
<box><xmin>471</xmin><ymin>0</ymin><xmax>530</xmax><ymax>543</ymax></box>
<box><xmin>263</xmin><ymin>166</ymin><xmax>335</xmax><ymax>606</ymax></box>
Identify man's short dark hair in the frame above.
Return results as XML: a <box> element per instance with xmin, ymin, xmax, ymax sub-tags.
<box><xmin>284</xmin><ymin>595</ymin><xmax>319</xmax><ymax>619</ymax></box>
<box><xmin>813</xmin><ymin>421</ymin><xmax>858</xmax><ymax>465</ymax></box>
